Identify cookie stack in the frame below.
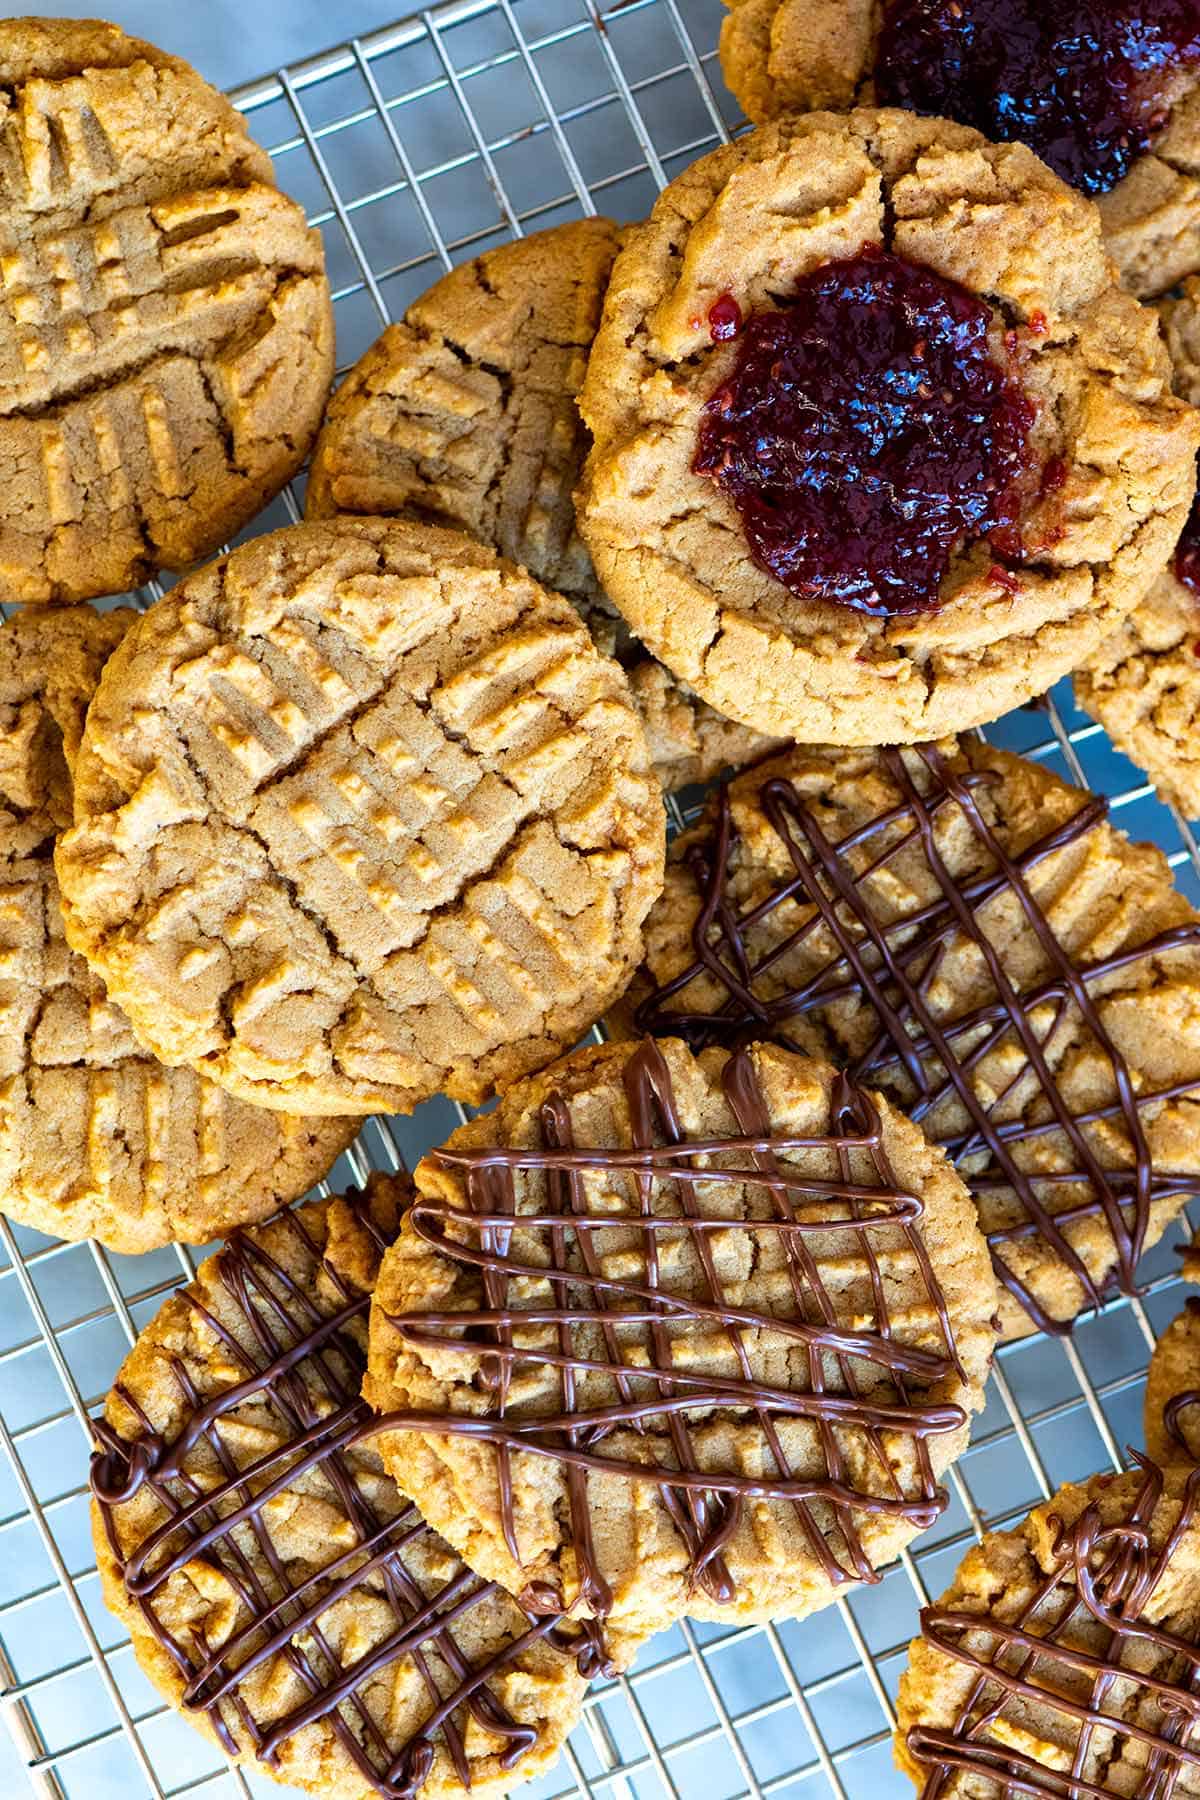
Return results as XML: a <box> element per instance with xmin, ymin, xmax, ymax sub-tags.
<box><xmin>11</xmin><ymin>8</ymin><xmax>1200</xmax><ymax>1799</ymax></box>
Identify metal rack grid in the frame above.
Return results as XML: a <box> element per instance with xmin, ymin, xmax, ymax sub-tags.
<box><xmin>1</xmin><ymin>2</ymin><xmax>1199</xmax><ymax>1797</ymax></box>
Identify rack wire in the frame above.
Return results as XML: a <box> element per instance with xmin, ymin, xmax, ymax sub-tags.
<box><xmin>1</xmin><ymin>2</ymin><xmax>1199</xmax><ymax>1797</ymax></box>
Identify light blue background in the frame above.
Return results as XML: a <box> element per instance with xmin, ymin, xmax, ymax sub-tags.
<box><xmin>33</xmin><ymin>1</ymin><xmax>414</xmax><ymax>90</ymax></box>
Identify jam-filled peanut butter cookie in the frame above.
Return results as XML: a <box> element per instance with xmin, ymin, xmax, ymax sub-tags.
<box><xmin>577</xmin><ymin>110</ymin><xmax>1198</xmax><ymax>744</ymax></box>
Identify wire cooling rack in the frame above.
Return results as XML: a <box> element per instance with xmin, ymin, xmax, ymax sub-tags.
<box><xmin>3</xmin><ymin>2</ymin><xmax>1200</xmax><ymax>1797</ymax></box>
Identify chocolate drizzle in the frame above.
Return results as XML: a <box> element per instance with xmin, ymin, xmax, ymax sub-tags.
<box><xmin>906</xmin><ymin>1456</ymin><xmax>1200</xmax><ymax>1798</ymax></box>
<box><xmin>90</xmin><ymin>1192</ymin><xmax>603</xmax><ymax>1800</ymax></box>
<box><xmin>635</xmin><ymin>745</ymin><xmax>1200</xmax><ymax>1334</ymax></box>
<box><xmin>383</xmin><ymin>1041</ymin><xmax>970</xmax><ymax>1612</ymax></box>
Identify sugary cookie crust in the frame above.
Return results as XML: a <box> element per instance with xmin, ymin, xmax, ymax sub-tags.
<box><xmin>92</xmin><ymin>1180</ymin><xmax>594</xmax><ymax>1800</ymax></box>
<box><xmin>366</xmin><ymin>1036</ymin><xmax>997</xmax><ymax>1641</ymax></box>
<box><xmin>577</xmin><ymin>109</ymin><xmax>1198</xmax><ymax>747</ymax></box>
<box><xmin>628</xmin><ymin>738</ymin><xmax>1200</xmax><ymax>1341</ymax></box>
<box><xmin>306</xmin><ymin>221</ymin><xmax>778</xmax><ymax>793</ymax></box>
<box><xmin>718</xmin><ymin>0</ymin><xmax>1200</xmax><ymax>298</ymax></box>
<box><xmin>0</xmin><ymin>18</ymin><xmax>334</xmax><ymax>602</ymax></box>
<box><xmin>55</xmin><ymin>519</ymin><xmax>666</xmax><ymax>1117</ymax></box>
<box><xmin>1076</xmin><ymin>278</ymin><xmax>1200</xmax><ymax>819</ymax></box>
<box><xmin>0</xmin><ymin>604</ymin><xmax>355</xmax><ymax>1252</ymax></box>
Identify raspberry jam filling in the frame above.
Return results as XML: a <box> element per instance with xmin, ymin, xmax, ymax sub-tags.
<box><xmin>875</xmin><ymin>0</ymin><xmax>1200</xmax><ymax>196</ymax></box>
<box><xmin>693</xmin><ymin>246</ymin><xmax>1036</xmax><ymax>618</ymax></box>
<box><xmin>1175</xmin><ymin>483</ymin><xmax>1200</xmax><ymax>596</ymax></box>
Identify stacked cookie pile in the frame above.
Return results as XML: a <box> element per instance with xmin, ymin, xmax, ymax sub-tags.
<box><xmin>13</xmin><ymin>9</ymin><xmax>1200</xmax><ymax>1799</ymax></box>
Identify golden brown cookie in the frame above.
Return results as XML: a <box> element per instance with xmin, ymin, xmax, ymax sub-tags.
<box><xmin>55</xmin><ymin>519</ymin><xmax>666</xmax><ymax>1118</ymax></box>
<box><xmin>365</xmin><ymin>1036</ymin><xmax>997</xmax><ymax>1641</ymax></box>
<box><xmin>628</xmin><ymin>739</ymin><xmax>1200</xmax><ymax>1342</ymax></box>
<box><xmin>1075</xmin><ymin>279</ymin><xmax>1200</xmax><ymax>818</ymax></box>
<box><xmin>0</xmin><ymin>604</ymin><xmax>355</xmax><ymax>1252</ymax></box>
<box><xmin>306</xmin><ymin>222</ymin><xmax>777</xmax><ymax>792</ymax></box>
<box><xmin>1145</xmin><ymin>1298</ymin><xmax>1200</xmax><ymax>1466</ymax></box>
<box><xmin>577</xmin><ymin>110</ymin><xmax>1198</xmax><ymax>746</ymax></box>
<box><xmin>306</xmin><ymin>220</ymin><xmax>624</xmax><ymax>648</ymax></box>
<box><xmin>895</xmin><ymin>1459</ymin><xmax>1200</xmax><ymax>1796</ymax></box>
<box><xmin>718</xmin><ymin>0</ymin><xmax>1200</xmax><ymax>299</ymax></box>
<box><xmin>0</xmin><ymin>18</ymin><xmax>333</xmax><ymax>603</ymax></box>
<box><xmin>91</xmin><ymin>1177</ymin><xmax>605</xmax><ymax>1800</ymax></box>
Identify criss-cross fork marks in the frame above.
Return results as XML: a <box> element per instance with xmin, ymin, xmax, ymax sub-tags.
<box><xmin>637</xmin><ymin>746</ymin><xmax>1200</xmax><ymax>1333</ymax></box>
<box><xmin>170</xmin><ymin>583</ymin><xmax>644</xmax><ymax>1011</ymax></box>
<box><xmin>908</xmin><ymin>1459</ymin><xmax>1200</xmax><ymax>1800</ymax></box>
<box><xmin>89</xmin><ymin>1200</ymin><xmax>562</xmax><ymax>1800</ymax></box>
<box><xmin>396</xmin><ymin>1042</ymin><xmax>967</xmax><ymax>1608</ymax></box>
<box><xmin>0</xmin><ymin>186</ymin><xmax>316</xmax><ymax>416</ymax></box>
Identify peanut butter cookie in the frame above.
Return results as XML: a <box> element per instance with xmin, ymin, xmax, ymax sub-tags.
<box><xmin>1145</xmin><ymin>1298</ymin><xmax>1200</xmax><ymax>1466</ymax></box>
<box><xmin>55</xmin><ymin>519</ymin><xmax>666</xmax><ymax>1117</ymax></box>
<box><xmin>719</xmin><ymin>0</ymin><xmax>1200</xmax><ymax>298</ymax></box>
<box><xmin>91</xmin><ymin>1177</ymin><xmax>604</xmax><ymax>1800</ymax></box>
<box><xmin>1075</xmin><ymin>278</ymin><xmax>1200</xmax><ymax>818</ymax></box>
<box><xmin>895</xmin><ymin>1459</ymin><xmax>1200</xmax><ymax>1796</ymax></box>
<box><xmin>0</xmin><ymin>604</ymin><xmax>355</xmax><ymax>1251</ymax></box>
<box><xmin>629</xmin><ymin>739</ymin><xmax>1200</xmax><ymax>1341</ymax></box>
<box><xmin>306</xmin><ymin>221</ymin><xmax>625</xmax><ymax>651</ymax></box>
<box><xmin>577</xmin><ymin>110</ymin><xmax>1198</xmax><ymax>746</ymax></box>
<box><xmin>306</xmin><ymin>222</ymin><xmax>779</xmax><ymax>791</ymax></box>
<box><xmin>0</xmin><ymin>18</ymin><xmax>333</xmax><ymax>602</ymax></box>
<box><xmin>365</xmin><ymin>1036</ymin><xmax>997</xmax><ymax>1641</ymax></box>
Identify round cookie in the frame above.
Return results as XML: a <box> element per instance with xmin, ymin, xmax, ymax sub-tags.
<box><xmin>895</xmin><ymin>1459</ymin><xmax>1200</xmax><ymax>1796</ymax></box>
<box><xmin>0</xmin><ymin>605</ymin><xmax>355</xmax><ymax>1252</ymax></box>
<box><xmin>305</xmin><ymin>222</ymin><xmax>780</xmax><ymax>792</ymax></box>
<box><xmin>91</xmin><ymin>1177</ymin><xmax>604</xmax><ymax>1800</ymax></box>
<box><xmin>629</xmin><ymin>739</ymin><xmax>1200</xmax><ymax>1342</ymax></box>
<box><xmin>55</xmin><ymin>519</ymin><xmax>666</xmax><ymax>1117</ymax></box>
<box><xmin>1145</xmin><ymin>1298</ymin><xmax>1200</xmax><ymax>1466</ymax></box>
<box><xmin>1075</xmin><ymin>279</ymin><xmax>1200</xmax><ymax>819</ymax></box>
<box><xmin>577</xmin><ymin>109</ymin><xmax>1198</xmax><ymax>746</ymax></box>
<box><xmin>306</xmin><ymin>220</ymin><xmax>625</xmax><ymax>653</ymax></box>
<box><xmin>365</xmin><ymin>1036</ymin><xmax>998</xmax><ymax>1640</ymax></box>
<box><xmin>0</xmin><ymin>18</ymin><xmax>333</xmax><ymax>603</ymax></box>
<box><xmin>718</xmin><ymin>0</ymin><xmax>1200</xmax><ymax>299</ymax></box>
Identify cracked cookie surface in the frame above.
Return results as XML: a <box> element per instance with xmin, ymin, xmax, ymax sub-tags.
<box><xmin>895</xmin><ymin>1461</ymin><xmax>1200</xmax><ymax>1796</ymax></box>
<box><xmin>626</xmin><ymin>738</ymin><xmax>1200</xmax><ymax>1341</ymax></box>
<box><xmin>718</xmin><ymin>0</ymin><xmax>1200</xmax><ymax>299</ymax></box>
<box><xmin>577</xmin><ymin>109</ymin><xmax>1198</xmax><ymax>745</ymax></box>
<box><xmin>0</xmin><ymin>603</ymin><xmax>355</xmax><ymax>1252</ymax></box>
<box><xmin>91</xmin><ymin>1178</ymin><xmax>600</xmax><ymax>1800</ymax></box>
<box><xmin>1075</xmin><ymin>278</ymin><xmax>1200</xmax><ymax>819</ymax></box>
<box><xmin>365</xmin><ymin>1036</ymin><xmax>996</xmax><ymax>1640</ymax></box>
<box><xmin>54</xmin><ymin>519</ymin><xmax>666</xmax><ymax>1117</ymax></box>
<box><xmin>0</xmin><ymin>18</ymin><xmax>333</xmax><ymax>603</ymax></box>
<box><xmin>306</xmin><ymin>221</ymin><xmax>780</xmax><ymax>792</ymax></box>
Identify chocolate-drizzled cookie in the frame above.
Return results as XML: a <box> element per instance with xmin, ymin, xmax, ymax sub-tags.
<box><xmin>365</xmin><ymin>1037</ymin><xmax>997</xmax><ymax>1640</ymax></box>
<box><xmin>90</xmin><ymin>1176</ymin><xmax>605</xmax><ymax>1800</ymax></box>
<box><xmin>628</xmin><ymin>739</ymin><xmax>1200</xmax><ymax>1340</ymax></box>
<box><xmin>895</xmin><ymin>1457</ymin><xmax>1200</xmax><ymax>1797</ymax></box>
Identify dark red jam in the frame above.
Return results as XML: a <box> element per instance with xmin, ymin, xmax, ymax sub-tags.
<box><xmin>1175</xmin><ymin>482</ymin><xmax>1200</xmax><ymax>595</ymax></box>
<box><xmin>693</xmin><ymin>246</ymin><xmax>1036</xmax><ymax>617</ymax></box>
<box><xmin>875</xmin><ymin>0</ymin><xmax>1200</xmax><ymax>196</ymax></box>
<box><xmin>708</xmin><ymin>292</ymin><xmax>742</xmax><ymax>341</ymax></box>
